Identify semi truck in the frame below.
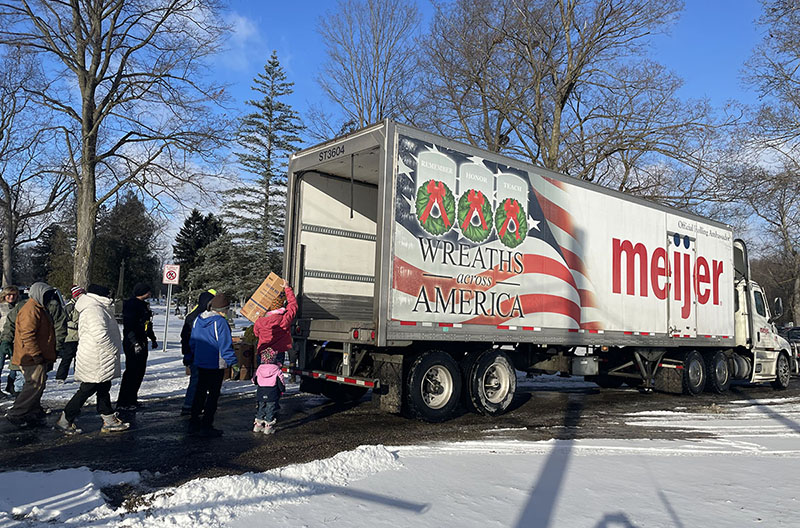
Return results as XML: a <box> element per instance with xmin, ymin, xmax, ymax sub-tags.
<box><xmin>282</xmin><ymin>120</ymin><xmax>797</xmax><ymax>422</ymax></box>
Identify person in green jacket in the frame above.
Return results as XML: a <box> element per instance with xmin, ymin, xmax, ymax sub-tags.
<box><xmin>0</xmin><ymin>285</ymin><xmax>19</xmax><ymax>397</ymax></box>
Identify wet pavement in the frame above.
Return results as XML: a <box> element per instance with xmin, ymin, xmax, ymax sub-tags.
<box><xmin>1</xmin><ymin>377</ymin><xmax>798</xmax><ymax>499</ymax></box>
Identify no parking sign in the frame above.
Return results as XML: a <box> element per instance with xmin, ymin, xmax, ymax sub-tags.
<box><xmin>162</xmin><ymin>264</ymin><xmax>180</xmax><ymax>285</ymax></box>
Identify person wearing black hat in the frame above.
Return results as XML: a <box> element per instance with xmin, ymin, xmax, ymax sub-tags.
<box><xmin>179</xmin><ymin>289</ymin><xmax>216</xmax><ymax>415</ymax></box>
<box><xmin>116</xmin><ymin>282</ymin><xmax>157</xmax><ymax>411</ymax></box>
<box><xmin>187</xmin><ymin>292</ymin><xmax>237</xmax><ymax>437</ymax></box>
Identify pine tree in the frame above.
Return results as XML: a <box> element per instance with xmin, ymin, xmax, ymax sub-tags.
<box><xmin>184</xmin><ymin>233</ymin><xmax>251</xmax><ymax>302</ymax></box>
<box><xmin>223</xmin><ymin>51</ymin><xmax>303</xmax><ymax>294</ymax></box>
<box><xmin>91</xmin><ymin>192</ymin><xmax>161</xmax><ymax>297</ymax></box>
<box><xmin>173</xmin><ymin>209</ymin><xmax>224</xmax><ymax>284</ymax></box>
<box><xmin>28</xmin><ymin>224</ymin><xmax>74</xmax><ymax>293</ymax></box>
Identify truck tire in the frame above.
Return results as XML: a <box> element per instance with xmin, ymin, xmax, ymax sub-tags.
<box><xmin>406</xmin><ymin>351</ymin><xmax>462</xmax><ymax>422</ymax></box>
<box><xmin>464</xmin><ymin>350</ymin><xmax>516</xmax><ymax>416</ymax></box>
<box><xmin>590</xmin><ymin>375</ymin><xmax>624</xmax><ymax>389</ymax></box>
<box><xmin>771</xmin><ymin>353</ymin><xmax>791</xmax><ymax>390</ymax></box>
<box><xmin>704</xmin><ymin>351</ymin><xmax>731</xmax><ymax>394</ymax></box>
<box><xmin>682</xmin><ymin>350</ymin><xmax>706</xmax><ymax>395</ymax></box>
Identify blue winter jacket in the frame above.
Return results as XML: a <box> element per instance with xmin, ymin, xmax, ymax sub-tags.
<box><xmin>190</xmin><ymin>311</ymin><xmax>237</xmax><ymax>369</ymax></box>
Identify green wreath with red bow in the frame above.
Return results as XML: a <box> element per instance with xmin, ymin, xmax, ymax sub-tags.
<box><xmin>457</xmin><ymin>189</ymin><xmax>493</xmax><ymax>243</ymax></box>
<box><xmin>416</xmin><ymin>179</ymin><xmax>455</xmax><ymax>235</ymax></box>
<box><xmin>494</xmin><ymin>198</ymin><xmax>527</xmax><ymax>248</ymax></box>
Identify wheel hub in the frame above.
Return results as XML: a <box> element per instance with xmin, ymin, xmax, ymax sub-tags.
<box><xmin>481</xmin><ymin>362</ymin><xmax>511</xmax><ymax>404</ymax></box>
<box><xmin>422</xmin><ymin>365</ymin><xmax>453</xmax><ymax>409</ymax></box>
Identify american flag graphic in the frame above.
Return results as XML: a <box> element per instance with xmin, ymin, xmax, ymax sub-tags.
<box><xmin>391</xmin><ymin>136</ymin><xmax>604</xmax><ymax>330</ymax></box>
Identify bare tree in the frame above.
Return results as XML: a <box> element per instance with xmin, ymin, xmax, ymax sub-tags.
<box><xmin>737</xmin><ymin>165</ymin><xmax>800</xmax><ymax>322</ymax></box>
<box><xmin>315</xmin><ymin>0</ymin><xmax>421</xmax><ymax>135</ymax></box>
<box><xmin>745</xmin><ymin>0</ymin><xmax>800</xmax><ymax>166</ymax></box>
<box><xmin>735</xmin><ymin>0</ymin><xmax>800</xmax><ymax>320</ymax></box>
<box><xmin>420</xmin><ymin>0</ymin><xmax>728</xmax><ymax>208</ymax></box>
<box><xmin>0</xmin><ymin>0</ymin><xmax>231</xmax><ymax>286</ymax></box>
<box><xmin>0</xmin><ymin>46</ymin><xmax>72</xmax><ymax>286</ymax></box>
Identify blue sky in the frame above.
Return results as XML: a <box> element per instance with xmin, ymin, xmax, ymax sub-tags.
<box><xmin>217</xmin><ymin>0</ymin><xmax>766</xmax><ymax>123</ymax></box>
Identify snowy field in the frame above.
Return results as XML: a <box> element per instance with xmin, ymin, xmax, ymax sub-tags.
<box><xmin>2</xmin><ymin>304</ymin><xmax>800</xmax><ymax>527</ymax></box>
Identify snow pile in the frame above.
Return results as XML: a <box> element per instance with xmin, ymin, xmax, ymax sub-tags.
<box><xmin>0</xmin><ymin>468</ymin><xmax>138</xmax><ymax>526</ymax></box>
<box><xmin>108</xmin><ymin>445</ymin><xmax>402</xmax><ymax>527</ymax></box>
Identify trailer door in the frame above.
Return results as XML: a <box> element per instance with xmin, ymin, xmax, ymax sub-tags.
<box><xmin>668</xmin><ymin>231</ymin><xmax>697</xmax><ymax>338</ymax></box>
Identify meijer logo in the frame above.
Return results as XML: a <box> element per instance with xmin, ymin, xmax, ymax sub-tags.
<box><xmin>611</xmin><ymin>238</ymin><xmax>723</xmax><ymax>319</ymax></box>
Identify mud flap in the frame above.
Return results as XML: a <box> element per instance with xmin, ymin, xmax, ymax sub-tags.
<box><xmin>654</xmin><ymin>364</ymin><xmax>683</xmax><ymax>394</ymax></box>
<box><xmin>372</xmin><ymin>353</ymin><xmax>404</xmax><ymax>413</ymax></box>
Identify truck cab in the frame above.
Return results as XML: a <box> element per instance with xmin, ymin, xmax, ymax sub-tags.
<box><xmin>732</xmin><ymin>240</ymin><xmax>793</xmax><ymax>385</ymax></box>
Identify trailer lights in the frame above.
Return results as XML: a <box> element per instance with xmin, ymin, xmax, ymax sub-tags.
<box><xmin>371</xmin><ymin>330</ymin><xmax>375</xmax><ymax>340</ymax></box>
<box><xmin>353</xmin><ymin>329</ymin><xmax>359</xmax><ymax>339</ymax></box>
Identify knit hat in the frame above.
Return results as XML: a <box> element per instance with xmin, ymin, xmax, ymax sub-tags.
<box><xmin>87</xmin><ymin>284</ymin><xmax>112</xmax><ymax>298</ymax></box>
<box><xmin>71</xmin><ymin>285</ymin><xmax>86</xmax><ymax>299</ymax></box>
<box><xmin>133</xmin><ymin>282</ymin><xmax>151</xmax><ymax>297</ymax></box>
<box><xmin>210</xmin><ymin>293</ymin><xmax>229</xmax><ymax>311</ymax></box>
<box><xmin>267</xmin><ymin>290</ymin><xmax>286</xmax><ymax>311</ymax></box>
<box><xmin>260</xmin><ymin>347</ymin><xmax>279</xmax><ymax>365</ymax></box>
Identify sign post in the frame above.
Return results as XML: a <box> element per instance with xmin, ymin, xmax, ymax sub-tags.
<box><xmin>162</xmin><ymin>264</ymin><xmax>180</xmax><ymax>353</ymax></box>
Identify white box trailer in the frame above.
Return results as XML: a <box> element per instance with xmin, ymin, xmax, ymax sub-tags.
<box><xmin>283</xmin><ymin>121</ymin><xmax>797</xmax><ymax>421</ymax></box>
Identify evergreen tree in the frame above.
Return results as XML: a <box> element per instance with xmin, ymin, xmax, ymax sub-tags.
<box><xmin>12</xmin><ymin>245</ymin><xmax>35</xmax><ymax>287</ymax></box>
<box><xmin>29</xmin><ymin>224</ymin><xmax>74</xmax><ymax>294</ymax></box>
<box><xmin>223</xmin><ymin>51</ymin><xmax>303</xmax><ymax>293</ymax></box>
<box><xmin>173</xmin><ymin>209</ymin><xmax>224</xmax><ymax>284</ymax></box>
<box><xmin>184</xmin><ymin>233</ymin><xmax>251</xmax><ymax>302</ymax></box>
<box><xmin>91</xmin><ymin>192</ymin><xmax>161</xmax><ymax>297</ymax></box>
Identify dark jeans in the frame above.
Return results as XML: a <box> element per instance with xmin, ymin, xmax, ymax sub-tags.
<box><xmin>56</xmin><ymin>341</ymin><xmax>78</xmax><ymax>380</ymax></box>
<box><xmin>256</xmin><ymin>400</ymin><xmax>278</xmax><ymax>423</ymax></box>
<box><xmin>64</xmin><ymin>381</ymin><xmax>113</xmax><ymax>422</ymax></box>
<box><xmin>182</xmin><ymin>364</ymin><xmax>202</xmax><ymax>411</ymax></box>
<box><xmin>117</xmin><ymin>341</ymin><xmax>148</xmax><ymax>406</ymax></box>
<box><xmin>191</xmin><ymin>368</ymin><xmax>224</xmax><ymax>428</ymax></box>
<box><xmin>8</xmin><ymin>363</ymin><xmax>47</xmax><ymax>419</ymax></box>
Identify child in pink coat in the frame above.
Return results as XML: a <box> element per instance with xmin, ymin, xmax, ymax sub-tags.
<box><xmin>252</xmin><ymin>284</ymin><xmax>297</xmax><ymax>434</ymax></box>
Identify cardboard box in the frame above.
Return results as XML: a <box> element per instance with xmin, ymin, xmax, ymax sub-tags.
<box><xmin>240</xmin><ymin>272</ymin><xmax>284</xmax><ymax>322</ymax></box>
<box><xmin>234</xmin><ymin>341</ymin><xmax>255</xmax><ymax>371</ymax></box>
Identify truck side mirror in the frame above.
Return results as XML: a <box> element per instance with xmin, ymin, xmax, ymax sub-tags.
<box><xmin>771</xmin><ymin>297</ymin><xmax>784</xmax><ymax>322</ymax></box>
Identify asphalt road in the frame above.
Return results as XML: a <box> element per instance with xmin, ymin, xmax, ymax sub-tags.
<box><xmin>1</xmin><ymin>376</ymin><xmax>797</xmax><ymax>505</ymax></box>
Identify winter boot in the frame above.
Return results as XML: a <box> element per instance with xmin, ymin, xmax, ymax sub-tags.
<box><xmin>56</xmin><ymin>412</ymin><xmax>82</xmax><ymax>435</ymax></box>
<box><xmin>253</xmin><ymin>419</ymin><xmax>265</xmax><ymax>433</ymax></box>
<box><xmin>263</xmin><ymin>419</ymin><xmax>276</xmax><ymax>435</ymax></box>
<box><xmin>101</xmin><ymin>413</ymin><xmax>130</xmax><ymax>433</ymax></box>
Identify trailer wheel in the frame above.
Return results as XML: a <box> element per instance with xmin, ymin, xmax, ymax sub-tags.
<box><xmin>771</xmin><ymin>353</ymin><xmax>791</xmax><ymax>390</ymax></box>
<box><xmin>704</xmin><ymin>351</ymin><xmax>730</xmax><ymax>394</ymax></box>
<box><xmin>682</xmin><ymin>350</ymin><xmax>706</xmax><ymax>395</ymax></box>
<box><xmin>593</xmin><ymin>375</ymin><xmax>624</xmax><ymax>389</ymax></box>
<box><xmin>464</xmin><ymin>350</ymin><xmax>516</xmax><ymax>416</ymax></box>
<box><xmin>406</xmin><ymin>351</ymin><xmax>461</xmax><ymax>422</ymax></box>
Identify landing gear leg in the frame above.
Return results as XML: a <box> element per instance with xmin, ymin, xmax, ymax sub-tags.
<box><xmin>633</xmin><ymin>349</ymin><xmax>665</xmax><ymax>393</ymax></box>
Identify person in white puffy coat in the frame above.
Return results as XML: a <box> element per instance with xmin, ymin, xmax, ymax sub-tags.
<box><xmin>56</xmin><ymin>285</ymin><xmax>129</xmax><ymax>434</ymax></box>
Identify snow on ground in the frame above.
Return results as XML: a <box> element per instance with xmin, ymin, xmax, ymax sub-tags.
<box><xmin>2</xmin><ymin>304</ymin><xmax>800</xmax><ymax>527</ymax></box>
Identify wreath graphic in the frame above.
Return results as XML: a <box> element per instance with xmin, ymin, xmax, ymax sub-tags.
<box><xmin>494</xmin><ymin>198</ymin><xmax>527</xmax><ymax>248</ymax></box>
<box><xmin>457</xmin><ymin>190</ymin><xmax>493</xmax><ymax>243</ymax></box>
<box><xmin>416</xmin><ymin>179</ymin><xmax>455</xmax><ymax>235</ymax></box>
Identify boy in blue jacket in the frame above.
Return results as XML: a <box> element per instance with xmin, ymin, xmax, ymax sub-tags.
<box><xmin>188</xmin><ymin>293</ymin><xmax>237</xmax><ymax>437</ymax></box>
